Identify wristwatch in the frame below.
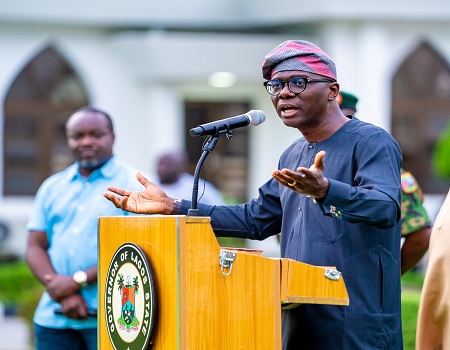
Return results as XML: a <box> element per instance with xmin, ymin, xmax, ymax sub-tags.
<box><xmin>171</xmin><ymin>199</ymin><xmax>182</xmax><ymax>215</ymax></box>
<box><xmin>73</xmin><ymin>270</ymin><xmax>88</xmax><ymax>287</ymax></box>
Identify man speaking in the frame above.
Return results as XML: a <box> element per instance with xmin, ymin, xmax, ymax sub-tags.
<box><xmin>104</xmin><ymin>40</ymin><xmax>403</xmax><ymax>349</ymax></box>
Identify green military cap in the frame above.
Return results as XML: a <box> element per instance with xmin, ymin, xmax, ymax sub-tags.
<box><xmin>337</xmin><ymin>91</ymin><xmax>359</xmax><ymax>111</ymax></box>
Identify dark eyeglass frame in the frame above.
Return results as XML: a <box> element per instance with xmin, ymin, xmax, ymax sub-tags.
<box><xmin>263</xmin><ymin>77</ymin><xmax>335</xmax><ymax>96</ymax></box>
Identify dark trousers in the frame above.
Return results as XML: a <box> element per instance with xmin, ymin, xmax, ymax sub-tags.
<box><xmin>34</xmin><ymin>324</ymin><xmax>97</xmax><ymax>350</ymax></box>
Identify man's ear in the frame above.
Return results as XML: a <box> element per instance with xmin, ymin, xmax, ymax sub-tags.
<box><xmin>329</xmin><ymin>82</ymin><xmax>340</xmax><ymax>101</ymax></box>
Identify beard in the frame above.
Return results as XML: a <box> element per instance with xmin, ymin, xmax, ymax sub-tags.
<box><xmin>79</xmin><ymin>156</ymin><xmax>112</xmax><ymax>170</ymax></box>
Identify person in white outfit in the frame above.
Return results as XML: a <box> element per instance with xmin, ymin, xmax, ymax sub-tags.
<box><xmin>153</xmin><ymin>150</ymin><xmax>225</xmax><ymax>205</ymax></box>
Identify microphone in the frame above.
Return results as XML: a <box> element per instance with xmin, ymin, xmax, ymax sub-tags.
<box><xmin>189</xmin><ymin>110</ymin><xmax>266</xmax><ymax>137</ymax></box>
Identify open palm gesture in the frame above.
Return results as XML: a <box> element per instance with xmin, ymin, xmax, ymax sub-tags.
<box><xmin>104</xmin><ymin>172</ymin><xmax>174</xmax><ymax>214</ymax></box>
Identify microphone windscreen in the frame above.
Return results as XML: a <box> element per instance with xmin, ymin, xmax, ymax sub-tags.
<box><xmin>246</xmin><ymin>110</ymin><xmax>266</xmax><ymax>126</ymax></box>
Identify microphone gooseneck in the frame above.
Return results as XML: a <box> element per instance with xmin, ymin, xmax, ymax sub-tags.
<box><xmin>187</xmin><ymin>110</ymin><xmax>266</xmax><ymax>216</ymax></box>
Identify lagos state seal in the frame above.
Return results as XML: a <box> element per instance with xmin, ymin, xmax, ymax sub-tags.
<box><xmin>105</xmin><ymin>243</ymin><xmax>156</xmax><ymax>350</ymax></box>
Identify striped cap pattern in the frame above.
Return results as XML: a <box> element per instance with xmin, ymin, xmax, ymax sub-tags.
<box><xmin>262</xmin><ymin>40</ymin><xmax>337</xmax><ymax>81</ymax></box>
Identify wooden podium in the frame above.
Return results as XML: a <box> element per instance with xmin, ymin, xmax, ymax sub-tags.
<box><xmin>98</xmin><ymin>215</ymin><xmax>348</xmax><ymax>349</ymax></box>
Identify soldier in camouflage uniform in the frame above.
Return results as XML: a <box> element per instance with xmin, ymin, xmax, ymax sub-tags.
<box><xmin>401</xmin><ymin>169</ymin><xmax>430</xmax><ymax>233</ymax></box>
<box><xmin>338</xmin><ymin>91</ymin><xmax>432</xmax><ymax>275</ymax></box>
<box><xmin>400</xmin><ymin>169</ymin><xmax>432</xmax><ymax>274</ymax></box>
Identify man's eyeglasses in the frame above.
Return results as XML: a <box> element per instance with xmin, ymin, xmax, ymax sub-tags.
<box><xmin>263</xmin><ymin>77</ymin><xmax>334</xmax><ymax>96</ymax></box>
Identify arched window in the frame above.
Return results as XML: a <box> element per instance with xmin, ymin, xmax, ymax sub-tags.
<box><xmin>391</xmin><ymin>41</ymin><xmax>450</xmax><ymax>193</ymax></box>
<box><xmin>3</xmin><ymin>46</ymin><xmax>89</xmax><ymax>195</ymax></box>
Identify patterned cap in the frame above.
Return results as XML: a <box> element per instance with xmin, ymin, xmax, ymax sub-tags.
<box><xmin>262</xmin><ymin>40</ymin><xmax>337</xmax><ymax>81</ymax></box>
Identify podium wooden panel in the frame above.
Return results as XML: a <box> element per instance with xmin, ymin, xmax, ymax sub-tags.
<box><xmin>98</xmin><ymin>215</ymin><xmax>348</xmax><ymax>349</ymax></box>
<box><xmin>281</xmin><ymin>259</ymin><xmax>349</xmax><ymax>306</ymax></box>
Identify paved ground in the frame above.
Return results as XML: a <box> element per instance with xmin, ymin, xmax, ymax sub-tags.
<box><xmin>0</xmin><ymin>315</ymin><xmax>33</xmax><ymax>350</ymax></box>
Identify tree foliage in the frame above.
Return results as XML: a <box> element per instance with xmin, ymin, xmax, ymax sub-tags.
<box><xmin>433</xmin><ymin>120</ymin><xmax>450</xmax><ymax>179</ymax></box>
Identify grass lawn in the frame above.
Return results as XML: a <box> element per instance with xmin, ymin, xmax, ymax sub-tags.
<box><xmin>401</xmin><ymin>288</ymin><xmax>421</xmax><ymax>350</ymax></box>
<box><xmin>401</xmin><ymin>270</ymin><xmax>425</xmax><ymax>350</ymax></box>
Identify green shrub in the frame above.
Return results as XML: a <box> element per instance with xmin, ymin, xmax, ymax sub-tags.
<box><xmin>432</xmin><ymin>119</ymin><xmax>450</xmax><ymax>179</ymax></box>
<box><xmin>401</xmin><ymin>270</ymin><xmax>425</xmax><ymax>288</ymax></box>
<box><xmin>0</xmin><ymin>260</ymin><xmax>43</xmax><ymax>324</ymax></box>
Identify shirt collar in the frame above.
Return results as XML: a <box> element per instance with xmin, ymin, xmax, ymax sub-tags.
<box><xmin>68</xmin><ymin>156</ymin><xmax>117</xmax><ymax>181</ymax></box>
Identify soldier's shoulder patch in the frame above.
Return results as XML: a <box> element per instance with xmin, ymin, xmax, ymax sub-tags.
<box><xmin>401</xmin><ymin>171</ymin><xmax>418</xmax><ymax>194</ymax></box>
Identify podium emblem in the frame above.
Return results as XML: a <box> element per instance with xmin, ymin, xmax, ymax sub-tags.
<box><xmin>104</xmin><ymin>243</ymin><xmax>156</xmax><ymax>350</ymax></box>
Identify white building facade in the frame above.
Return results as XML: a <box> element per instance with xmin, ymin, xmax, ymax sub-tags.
<box><xmin>0</xmin><ymin>0</ymin><xmax>449</xmax><ymax>257</ymax></box>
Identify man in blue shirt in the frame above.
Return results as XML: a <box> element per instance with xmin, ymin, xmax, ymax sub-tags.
<box><xmin>26</xmin><ymin>107</ymin><xmax>142</xmax><ymax>350</ymax></box>
<box><xmin>104</xmin><ymin>40</ymin><xmax>403</xmax><ymax>349</ymax></box>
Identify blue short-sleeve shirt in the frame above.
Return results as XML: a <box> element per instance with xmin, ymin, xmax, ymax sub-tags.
<box><xmin>27</xmin><ymin>156</ymin><xmax>142</xmax><ymax>330</ymax></box>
